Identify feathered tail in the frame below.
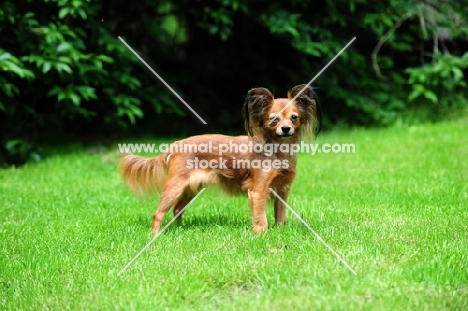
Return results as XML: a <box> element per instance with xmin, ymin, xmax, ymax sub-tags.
<box><xmin>118</xmin><ymin>153</ymin><xmax>167</xmax><ymax>194</ymax></box>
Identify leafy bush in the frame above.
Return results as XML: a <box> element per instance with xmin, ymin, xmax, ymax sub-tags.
<box><xmin>1</xmin><ymin>0</ymin><xmax>467</xmax><ymax>166</ymax></box>
<box><xmin>0</xmin><ymin>0</ymin><xmax>184</xmax><ymax>166</ymax></box>
<box><xmin>407</xmin><ymin>53</ymin><xmax>468</xmax><ymax>105</ymax></box>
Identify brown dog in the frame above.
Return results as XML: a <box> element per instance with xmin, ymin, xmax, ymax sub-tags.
<box><xmin>118</xmin><ymin>84</ymin><xmax>321</xmax><ymax>234</ymax></box>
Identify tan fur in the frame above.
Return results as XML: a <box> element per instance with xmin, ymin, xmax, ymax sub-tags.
<box><xmin>118</xmin><ymin>84</ymin><xmax>321</xmax><ymax>234</ymax></box>
<box><xmin>118</xmin><ymin>154</ymin><xmax>167</xmax><ymax>194</ymax></box>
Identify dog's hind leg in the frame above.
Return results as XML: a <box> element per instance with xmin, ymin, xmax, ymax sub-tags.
<box><xmin>173</xmin><ymin>191</ymin><xmax>195</xmax><ymax>224</ymax></box>
<box><xmin>151</xmin><ymin>177</ymin><xmax>188</xmax><ymax>234</ymax></box>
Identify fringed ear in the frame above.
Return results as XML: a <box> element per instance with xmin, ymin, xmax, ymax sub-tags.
<box><xmin>242</xmin><ymin>87</ymin><xmax>274</xmax><ymax>136</ymax></box>
<box><xmin>288</xmin><ymin>84</ymin><xmax>322</xmax><ymax>140</ymax></box>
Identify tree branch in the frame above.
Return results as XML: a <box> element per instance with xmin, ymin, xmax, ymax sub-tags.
<box><xmin>372</xmin><ymin>12</ymin><xmax>413</xmax><ymax>80</ymax></box>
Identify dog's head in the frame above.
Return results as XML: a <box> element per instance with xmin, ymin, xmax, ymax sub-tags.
<box><xmin>242</xmin><ymin>84</ymin><xmax>322</xmax><ymax>142</ymax></box>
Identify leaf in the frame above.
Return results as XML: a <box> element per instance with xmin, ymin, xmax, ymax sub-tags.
<box><xmin>69</xmin><ymin>93</ymin><xmax>81</xmax><ymax>106</ymax></box>
<box><xmin>408</xmin><ymin>88</ymin><xmax>422</xmax><ymax>102</ymax></box>
<box><xmin>285</xmin><ymin>26</ymin><xmax>299</xmax><ymax>38</ymax></box>
<box><xmin>43</xmin><ymin>62</ymin><xmax>52</xmax><ymax>73</ymax></box>
<box><xmin>57</xmin><ymin>42</ymin><xmax>72</xmax><ymax>53</ymax></box>
<box><xmin>56</xmin><ymin>62</ymin><xmax>73</xmax><ymax>74</ymax></box>
<box><xmin>5</xmin><ymin>140</ymin><xmax>24</xmax><ymax>152</ymax></box>
<box><xmin>71</xmin><ymin>0</ymin><xmax>82</xmax><ymax>9</ymax></box>
<box><xmin>58</xmin><ymin>91</ymin><xmax>67</xmax><ymax>102</ymax></box>
<box><xmin>414</xmin><ymin>84</ymin><xmax>425</xmax><ymax>93</ymax></box>
<box><xmin>78</xmin><ymin>9</ymin><xmax>87</xmax><ymax>20</ymax></box>
<box><xmin>0</xmin><ymin>52</ymin><xmax>12</xmax><ymax>61</ymax></box>
<box><xmin>97</xmin><ymin>55</ymin><xmax>113</xmax><ymax>63</ymax></box>
<box><xmin>58</xmin><ymin>56</ymin><xmax>72</xmax><ymax>64</ymax></box>
<box><xmin>131</xmin><ymin>106</ymin><xmax>144</xmax><ymax>118</ymax></box>
<box><xmin>423</xmin><ymin>90</ymin><xmax>438</xmax><ymax>104</ymax></box>
<box><xmin>127</xmin><ymin>111</ymin><xmax>136</xmax><ymax>124</ymax></box>
<box><xmin>59</xmin><ymin>7</ymin><xmax>70</xmax><ymax>19</ymax></box>
<box><xmin>92</xmin><ymin>59</ymin><xmax>102</xmax><ymax>70</ymax></box>
<box><xmin>1</xmin><ymin>59</ymin><xmax>35</xmax><ymax>79</ymax></box>
<box><xmin>440</xmin><ymin>70</ymin><xmax>450</xmax><ymax>78</ymax></box>
<box><xmin>452</xmin><ymin>68</ymin><xmax>464</xmax><ymax>81</ymax></box>
<box><xmin>1</xmin><ymin>83</ymin><xmax>19</xmax><ymax>97</ymax></box>
<box><xmin>76</xmin><ymin>86</ymin><xmax>97</xmax><ymax>100</ymax></box>
<box><xmin>29</xmin><ymin>152</ymin><xmax>42</xmax><ymax>162</ymax></box>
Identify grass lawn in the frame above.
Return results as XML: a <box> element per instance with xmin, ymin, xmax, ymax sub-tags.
<box><xmin>1</xmin><ymin>118</ymin><xmax>467</xmax><ymax>310</ymax></box>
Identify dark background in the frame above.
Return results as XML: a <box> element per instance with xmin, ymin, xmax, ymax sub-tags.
<box><xmin>1</xmin><ymin>0</ymin><xmax>467</xmax><ymax>165</ymax></box>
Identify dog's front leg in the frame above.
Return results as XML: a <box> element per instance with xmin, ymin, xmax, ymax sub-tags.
<box><xmin>248</xmin><ymin>188</ymin><xmax>269</xmax><ymax>234</ymax></box>
<box><xmin>273</xmin><ymin>184</ymin><xmax>291</xmax><ymax>225</ymax></box>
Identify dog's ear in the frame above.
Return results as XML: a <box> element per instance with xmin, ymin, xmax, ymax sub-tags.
<box><xmin>288</xmin><ymin>84</ymin><xmax>322</xmax><ymax>139</ymax></box>
<box><xmin>242</xmin><ymin>87</ymin><xmax>274</xmax><ymax>136</ymax></box>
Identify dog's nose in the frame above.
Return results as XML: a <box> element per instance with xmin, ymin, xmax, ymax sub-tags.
<box><xmin>281</xmin><ymin>126</ymin><xmax>291</xmax><ymax>134</ymax></box>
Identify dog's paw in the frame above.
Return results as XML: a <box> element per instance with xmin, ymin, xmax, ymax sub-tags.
<box><xmin>253</xmin><ymin>225</ymin><xmax>268</xmax><ymax>234</ymax></box>
<box><xmin>150</xmin><ymin>226</ymin><xmax>160</xmax><ymax>235</ymax></box>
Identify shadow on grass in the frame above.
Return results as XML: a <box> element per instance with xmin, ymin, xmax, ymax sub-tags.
<box><xmin>131</xmin><ymin>213</ymin><xmax>250</xmax><ymax>233</ymax></box>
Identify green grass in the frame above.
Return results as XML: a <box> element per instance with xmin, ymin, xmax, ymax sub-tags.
<box><xmin>1</xmin><ymin>119</ymin><xmax>467</xmax><ymax>310</ymax></box>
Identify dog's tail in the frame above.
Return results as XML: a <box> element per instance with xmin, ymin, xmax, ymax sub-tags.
<box><xmin>118</xmin><ymin>153</ymin><xmax>167</xmax><ymax>194</ymax></box>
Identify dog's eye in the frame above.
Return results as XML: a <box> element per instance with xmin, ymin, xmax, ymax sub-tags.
<box><xmin>269</xmin><ymin>116</ymin><xmax>279</xmax><ymax>123</ymax></box>
<box><xmin>291</xmin><ymin>115</ymin><xmax>299</xmax><ymax>122</ymax></box>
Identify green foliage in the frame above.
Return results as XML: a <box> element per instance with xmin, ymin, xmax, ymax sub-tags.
<box><xmin>198</xmin><ymin>0</ymin><xmax>247</xmax><ymax>40</ymax></box>
<box><xmin>0</xmin><ymin>0</ymin><xmax>181</xmax><ymax>166</ymax></box>
<box><xmin>406</xmin><ymin>53</ymin><xmax>468</xmax><ymax>106</ymax></box>
<box><xmin>1</xmin><ymin>0</ymin><xmax>468</xmax><ymax>166</ymax></box>
<box><xmin>0</xmin><ymin>139</ymin><xmax>41</xmax><ymax>167</ymax></box>
<box><xmin>256</xmin><ymin>0</ymin><xmax>468</xmax><ymax>125</ymax></box>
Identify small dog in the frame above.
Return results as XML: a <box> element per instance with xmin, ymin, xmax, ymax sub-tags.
<box><xmin>118</xmin><ymin>84</ymin><xmax>321</xmax><ymax>234</ymax></box>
